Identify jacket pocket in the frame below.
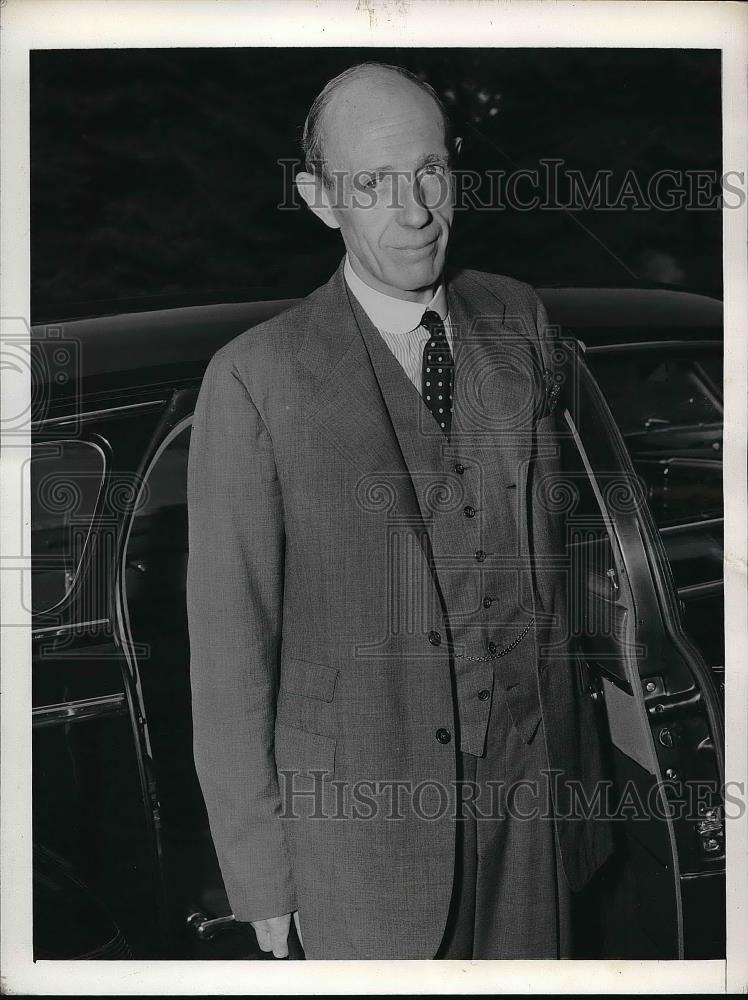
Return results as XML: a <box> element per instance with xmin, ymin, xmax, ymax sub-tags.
<box><xmin>280</xmin><ymin>657</ymin><xmax>339</xmax><ymax>703</ymax></box>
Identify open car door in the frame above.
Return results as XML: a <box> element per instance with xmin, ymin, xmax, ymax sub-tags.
<box><xmin>557</xmin><ymin>339</ymin><xmax>725</xmax><ymax>959</ymax></box>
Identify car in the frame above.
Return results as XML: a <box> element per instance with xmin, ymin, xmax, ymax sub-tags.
<box><xmin>29</xmin><ymin>284</ymin><xmax>724</xmax><ymax>960</ymax></box>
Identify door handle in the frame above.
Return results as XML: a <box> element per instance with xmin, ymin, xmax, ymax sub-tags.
<box><xmin>186</xmin><ymin>909</ymin><xmax>237</xmax><ymax>941</ymax></box>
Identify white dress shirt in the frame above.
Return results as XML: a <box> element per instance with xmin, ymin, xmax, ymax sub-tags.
<box><xmin>343</xmin><ymin>255</ymin><xmax>453</xmax><ymax>395</ymax></box>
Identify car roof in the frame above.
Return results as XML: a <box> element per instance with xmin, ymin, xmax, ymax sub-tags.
<box><xmin>538</xmin><ymin>286</ymin><xmax>722</xmax><ymax>329</ymax></box>
<box><xmin>31</xmin><ymin>287</ymin><xmax>722</xmax><ymax>418</ymax></box>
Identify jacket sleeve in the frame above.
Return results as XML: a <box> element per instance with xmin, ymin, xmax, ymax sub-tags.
<box><xmin>186</xmin><ymin>345</ymin><xmax>295</xmax><ymax>922</ymax></box>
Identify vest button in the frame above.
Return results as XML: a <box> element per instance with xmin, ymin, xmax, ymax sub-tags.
<box><xmin>478</xmin><ymin>689</ymin><xmax>491</xmax><ymax>701</ymax></box>
<box><xmin>488</xmin><ymin>641</ymin><xmax>498</xmax><ymax>655</ymax></box>
<box><xmin>454</xmin><ymin>463</ymin><xmax>465</xmax><ymax>475</ymax></box>
<box><xmin>428</xmin><ymin>629</ymin><xmax>442</xmax><ymax>646</ymax></box>
<box><xmin>435</xmin><ymin>728</ymin><xmax>452</xmax><ymax>744</ymax></box>
<box><xmin>475</xmin><ymin>550</ymin><xmax>487</xmax><ymax>562</ymax></box>
<box><xmin>463</xmin><ymin>505</ymin><xmax>476</xmax><ymax>518</ymax></box>
<box><xmin>483</xmin><ymin>596</ymin><xmax>494</xmax><ymax>609</ymax></box>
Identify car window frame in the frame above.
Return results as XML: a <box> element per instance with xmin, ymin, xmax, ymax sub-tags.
<box><xmin>30</xmin><ymin>434</ymin><xmax>109</xmax><ymax>618</ymax></box>
<box><xmin>574</xmin><ymin>343</ymin><xmax>725</xmax><ymax>777</ymax></box>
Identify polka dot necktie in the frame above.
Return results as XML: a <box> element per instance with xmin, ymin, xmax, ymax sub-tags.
<box><xmin>421</xmin><ymin>309</ymin><xmax>454</xmax><ymax>435</ymax></box>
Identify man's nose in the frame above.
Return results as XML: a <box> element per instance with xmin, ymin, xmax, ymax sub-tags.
<box><xmin>397</xmin><ymin>173</ymin><xmax>431</xmax><ymax>227</ymax></box>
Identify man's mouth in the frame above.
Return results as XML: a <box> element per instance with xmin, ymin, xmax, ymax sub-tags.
<box><xmin>395</xmin><ymin>236</ymin><xmax>438</xmax><ymax>253</ymax></box>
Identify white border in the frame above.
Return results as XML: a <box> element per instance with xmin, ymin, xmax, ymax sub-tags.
<box><xmin>1</xmin><ymin>1</ymin><xmax>746</xmax><ymax>994</ymax></box>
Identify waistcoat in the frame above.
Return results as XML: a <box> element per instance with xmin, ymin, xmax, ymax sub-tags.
<box><xmin>348</xmin><ymin>284</ymin><xmax>547</xmax><ymax>754</ymax></box>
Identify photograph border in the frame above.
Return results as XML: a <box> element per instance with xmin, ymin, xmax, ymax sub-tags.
<box><xmin>1</xmin><ymin>1</ymin><xmax>746</xmax><ymax>993</ymax></box>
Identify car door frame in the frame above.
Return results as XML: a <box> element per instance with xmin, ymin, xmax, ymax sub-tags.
<box><xmin>563</xmin><ymin>338</ymin><xmax>725</xmax><ymax>958</ymax></box>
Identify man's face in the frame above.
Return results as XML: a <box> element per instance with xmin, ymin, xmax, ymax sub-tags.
<box><xmin>313</xmin><ymin>74</ymin><xmax>454</xmax><ymax>303</ymax></box>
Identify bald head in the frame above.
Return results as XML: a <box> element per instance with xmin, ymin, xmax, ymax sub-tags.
<box><xmin>295</xmin><ymin>62</ymin><xmax>455</xmax><ymax>303</ymax></box>
<box><xmin>302</xmin><ymin>63</ymin><xmax>451</xmax><ymax>185</ymax></box>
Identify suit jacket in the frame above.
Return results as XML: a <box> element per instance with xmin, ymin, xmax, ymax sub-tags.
<box><xmin>186</xmin><ymin>258</ymin><xmax>614</xmax><ymax>959</ymax></box>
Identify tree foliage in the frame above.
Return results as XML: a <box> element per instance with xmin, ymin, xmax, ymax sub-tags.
<box><xmin>31</xmin><ymin>48</ymin><xmax>722</xmax><ymax>318</ymax></box>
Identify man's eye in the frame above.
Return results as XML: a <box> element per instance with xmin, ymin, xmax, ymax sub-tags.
<box><xmin>422</xmin><ymin>163</ymin><xmax>446</xmax><ymax>176</ymax></box>
<box><xmin>361</xmin><ymin>175</ymin><xmax>380</xmax><ymax>190</ymax></box>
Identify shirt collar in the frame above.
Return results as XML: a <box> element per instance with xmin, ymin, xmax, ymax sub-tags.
<box><xmin>343</xmin><ymin>254</ymin><xmax>448</xmax><ymax>335</ymax></box>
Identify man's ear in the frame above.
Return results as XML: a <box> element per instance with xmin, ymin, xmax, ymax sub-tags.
<box><xmin>295</xmin><ymin>171</ymin><xmax>341</xmax><ymax>230</ymax></box>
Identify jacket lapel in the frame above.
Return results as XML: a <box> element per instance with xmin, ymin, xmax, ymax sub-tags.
<box><xmin>297</xmin><ymin>262</ymin><xmax>544</xmax><ymax>552</ymax></box>
<box><xmin>298</xmin><ymin>260</ymin><xmax>423</xmax><ymax>524</ymax></box>
<box><xmin>347</xmin><ymin>291</ymin><xmax>450</xmax><ymax>530</ymax></box>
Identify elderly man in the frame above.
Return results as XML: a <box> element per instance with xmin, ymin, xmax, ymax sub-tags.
<box><xmin>187</xmin><ymin>62</ymin><xmax>613</xmax><ymax>961</ymax></box>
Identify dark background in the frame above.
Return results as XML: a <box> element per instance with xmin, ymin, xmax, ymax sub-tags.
<box><xmin>31</xmin><ymin>48</ymin><xmax>722</xmax><ymax>322</ymax></box>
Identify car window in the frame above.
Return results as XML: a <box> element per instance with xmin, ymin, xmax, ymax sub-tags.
<box><xmin>633</xmin><ymin>457</ymin><xmax>722</xmax><ymax>527</ymax></box>
<box><xmin>587</xmin><ymin>353</ymin><xmax>722</xmax><ymax>437</ymax></box>
<box><xmin>660</xmin><ymin>520</ymin><xmax>723</xmax><ymax>592</ymax></box>
<box><xmin>582</xmin><ymin>347</ymin><xmax>723</xmax><ymax>674</ymax></box>
<box><xmin>587</xmin><ymin>349</ymin><xmax>723</xmax><ymax>529</ymax></box>
<box><xmin>31</xmin><ymin>440</ymin><xmax>106</xmax><ymax>614</ymax></box>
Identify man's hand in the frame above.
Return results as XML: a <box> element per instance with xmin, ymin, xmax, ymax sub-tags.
<box><xmin>250</xmin><ymin>911</ymin><xmax>303</xmax><ymax>958</ymax></box>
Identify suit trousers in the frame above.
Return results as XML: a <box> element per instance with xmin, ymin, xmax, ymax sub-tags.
<box><xmin>285</xmin><ymin>658</ymin><xmax>576</xmax><ymax>961</ymax></box>
<box><xmin>435</xmin><ymin>677</ymin><xmax>573</xmax><ymax>960</ymax></box>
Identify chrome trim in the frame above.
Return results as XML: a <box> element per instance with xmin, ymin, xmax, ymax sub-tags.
<box><xmin>635</xmin><ymin>455</ymin><xmax>722</xmax><ymax>469</ymax></box>
<box><xmin>32</xmin><ymin>399</ymin><xmax>166</xmax><ymax>430</ymax></box>
<box><xmin>680</xmin><ymin>869</ymin><xmax>726</xmax><ymax>881</ymax></box>
<box><xmin>114</xmin><ymin>410</ymin><xmax>194</xmax><ymax>941</ymax></box>
<box><xmin>625</xmin><ymin>420</ymin><xmax>722</xmax><ymax>439</ymax></box>
<box><xmin>33</xmin><ymin>692</ymin><xmax>127</xmax><ymax>728</ymax></box>
<box><xmin>586</xmin><ymin>339</ymin><xmax>721</xmax><ymax>356</ymax></box>
<box><xmin>660</xmin><ymin>517</ymin><xmax>723</xmax><ymax>536</ymax></box>
<box><xmin>32</xmin><ymin>617</ymin><xmax>111</xmax><ymax>639</ymax></box>
<box><xmin>678</xmin><ymin>580</ymin><xmax>723</xmax><ymax>599</ymax></box>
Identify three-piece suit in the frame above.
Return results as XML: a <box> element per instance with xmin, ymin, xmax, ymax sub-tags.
<box><xmin>186</xmin><ymin>259</ymin><xmax>613</xmax><ymax>959</ymax></box>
